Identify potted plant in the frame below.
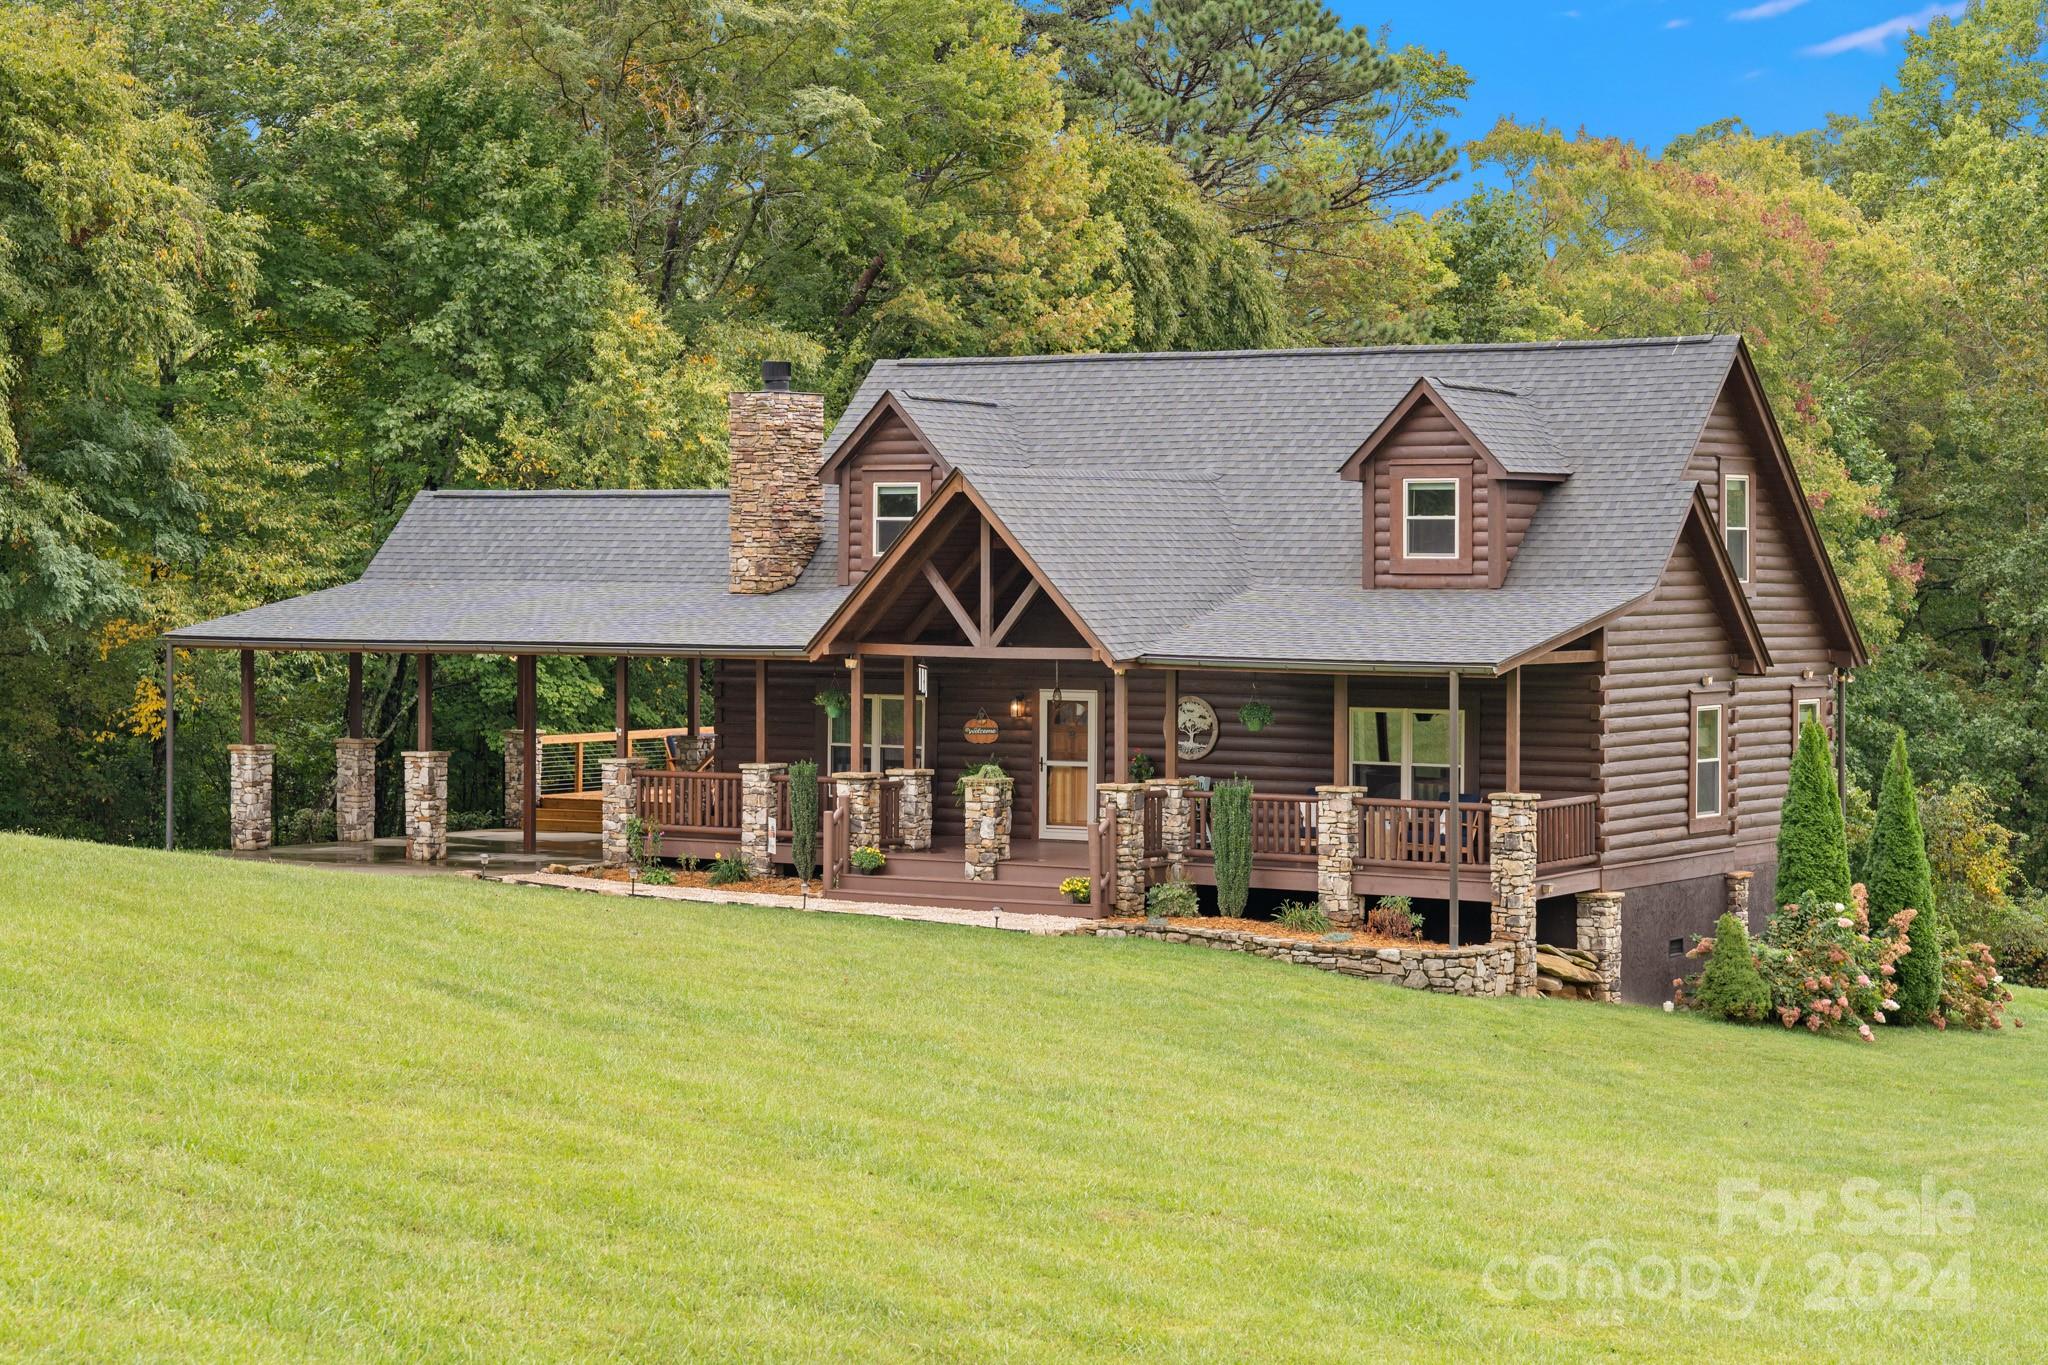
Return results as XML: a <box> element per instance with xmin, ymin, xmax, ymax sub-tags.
<box><xmin>1126</xmin><ymin>751</ymin><xmax>1156</xmax><ymax>783</ymax></box>
<box><xmin>1237</xmin><ymin>699</ymin><xmax>1274</xmax><ymax>733</ymax></box>
<box><xmin>1058</xmin><ymin>876</ymin><xmax>1091</xmax><ymax>905</ymax></box>
<box><xmin>814</xmin><ymin>688</ymin><xmax>851</xmax><ymax>720</ymax></box>
<box><xmin>850</xmin><ymin>845</ymin><xmax>887</xmax><ymax>875</ymax></box>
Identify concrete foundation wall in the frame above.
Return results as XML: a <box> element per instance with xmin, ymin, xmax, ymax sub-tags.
<box><xmin>1618</xmin><ymin>860</ymin><xmax>1777</xmax><ymax>1005</ymax></box>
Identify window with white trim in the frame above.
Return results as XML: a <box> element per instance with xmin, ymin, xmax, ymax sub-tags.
<box><xmin>872</xmin><ymin>482</ymin><xmax>921</xmax><ymax>553</ymax></box>
<box><xmin>828</xmin><ymin>694</ymin><xmax>927</xmax><ymax>774</ymax></box>
<box><xmin>1796</xmin><ymin>697</ymin><xmax>1822</xmax><ymax>734</ymax></box>
<box><xmin>1348</xmin><ymin>707</ymin><xmax>1471</xmax><ymax>801</ymax></box>
<box><xmin>1723</xmin><ymin>474</ymin><xmax>1751</xmax><ymax>582</ymax></box>
<box><xmin>1402</xmin><ymin>478</ymin><xmax>1460</xmax><ymax>559</ymax></box>
<box><xmin>1694</xmin><ymin>704</ymin><xmax>1724</xmax><ymax>820</ymax></box>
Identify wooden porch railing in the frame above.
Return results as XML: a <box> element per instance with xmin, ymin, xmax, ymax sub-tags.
<box><xmin>636</xmin><ymin>770</ymin><xmax>743</xmax><ymax>835</ymax></box>
<box><xmin>536</xmin><ymin>726</ymin><xmax>710</xmax><ymax>795</ymax></box>
<box><xmin>1171</xmin><ymin>789</ymin><xmax>1598</xmax><ymax>872</ymax></box>
<box><xmin>1357</xmin><ymin>797</ymin><xmax>1488</xmax><ymax>867</ymax></box>
<box><xmin>772</xmin><ymin>771</ymin><xmax>834</xmax><ymax>837</ymax></box>
<box><xmin>1535</xmin><ymin>793</ymin><xmax>1599</xmax><ymax>869</ymax></box>
<box><xmin>1185</xmin><ymin>791</ymin><xmax>1320</xmax><ymax>865</ymax></box>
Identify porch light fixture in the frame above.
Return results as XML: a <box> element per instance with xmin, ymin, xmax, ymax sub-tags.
<box><xmin>1009</xmin><ymin>693</ymin><xmax>1030</xmax><ymax>720</ymax></box>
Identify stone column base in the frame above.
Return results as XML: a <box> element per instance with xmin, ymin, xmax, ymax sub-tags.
<box><xmin>1097</xmin><ymin>783</ymin><xmax>1147</xmax><ymax>915</ymax></box>
<box><xmin>1148</xmin><ymin>778</ymin><xmax>1198</xmax><ymax>886</ymax></box>
<box><xmin>229</xmin><ymin>744</ymin><xmax>275</xmax><ymax>851</ymax></box>
<box><xmin>600</xmin><ymin>756</ymin><xmax>643</xmax><ymax>868</ymax></box>
<box><xmin>834</xmin><ymin>772</ymin><xmax>883</xmax><ymax>851</ymax></box>
<box><xmin>1575</xmin><ymin>890</ymin><xmax>1624</xmax><ymax>1003</ymax></box>
<box><xmin>740</xmin><ymin>762</ymin><xmax>788</xmax><ymax>876</ymax></box>
<box><xmin>888</xmin><ymin>768</ymin><xmax>934</xmax><ymax>851</ymax></box>
<box><xmin>402</xmin><ymin>750</ymin><xmax>449</xmax><ymax>862</ymax></box>
<box><xmin>334</xmin><ymin>737</ymin><xmax>377</xmax><ymax>843</ymax></box>
<box><xmin>1315</xmin><ymin>785</ymin><xmax>1366</xmax><ymax>924</ymax></box>
<box><xmin>1726</xmin><ymin>869</ymin><xmax>1755</xmax><ymax>931</ymax></box>
<box><xmin>1489</xmin><ymin>791</ymin><xmax>1541</xmax><ymax>996</ymax></box>
<box><xmin>502</xmin><ymin>729</ymin><xmax>526</xmax><ymax>828</ymax></box>
<box><xmin>962</xmin><ymin>776</ymin><xmax>1014</xmax><ymax>883</ymax></box>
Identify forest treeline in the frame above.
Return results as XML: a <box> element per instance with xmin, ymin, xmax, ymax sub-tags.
<box><xmin>2</xmin><ymin>0</ymin><xmax>2045</xmax><ymax>938</ymax></box>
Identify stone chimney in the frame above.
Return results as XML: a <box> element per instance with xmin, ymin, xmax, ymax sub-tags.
<box><xmin>728</xmin><ymin>361</ymin><xmax>825</xmax><ymax>594</ymax></box>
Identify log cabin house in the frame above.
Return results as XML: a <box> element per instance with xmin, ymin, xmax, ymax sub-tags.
<box><xmin>168</xmin><ymin>336</ymin><xmax>1864</xmax><ymax>1002</ymax></box>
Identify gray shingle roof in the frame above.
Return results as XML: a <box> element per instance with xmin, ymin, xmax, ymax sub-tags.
<box><xmin>829</xmin><ymin>336</ymin><xmax>1741</xmax><ymax>667</ymax></box>
<box><xmin>1422</xmin><ymin>376</ymin><xmax>1571</xmax><ymax>478</ymax></box>
<box><xmin>174</xmin><ymin>336</ymin><xmax>1745</xmax><ymax>669</ymax></box>
<box><xmin>168</xmin><ymin>490</ymin><xmax>850</xmax><ymax>654</ymax></box>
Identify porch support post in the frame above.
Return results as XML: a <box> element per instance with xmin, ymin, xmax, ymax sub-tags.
<box><xmin>1162</xmin><ymin>668</ymin><xmax>1178</xmax><ymax>780</ymax></box>
<box><xmin>834</xmin><ymin>770</ymin><xmax>882</xmax><ymax>850</ymax></box>
<box><xmin>1096</xmin><ymin>783</ymin><xmax>1146</xmax><ymax>915</ymax></box>
<box><xmin>1149</xmin><ymin>777</ymin><xmax>1197</xmax><ymax>884</ymax></box>
<box><xmin>346</xmin><ymin>652</ymin><xmax>363</xmax><ymax>738</ymax></box>
<box><xmin>754</xmin><ymin>659</ymin><xmax>768</xmax><ymax>765</ymax></box>
<box><xmin>902</xmin><ymin>657</ymin><xmax>917</xmax><ymax>767</ymax></box>
<box><xmin>740</xmin><ymin>761</ymin><xmax>787</xmax><ymax>876</ymax></box>
<box><xmin>599</xmin><ymin>753</ymin><xmax>642</xmax><ymax>868</ymax></box>
<box><xmin>1447</xmin><ymin>669</ymin><xmax>1461</xmax><ymax>941</ymax></box>
<box><xmin>1835</xmin><ymin>668</ymin><xmax>1849</xmax><ymax>824</ymax></box>
<box><xmin>228</xmin><ymin>648</ymin><xmax>274</xmax><ymax>852</ymax></box>
<box><xmin>1574</xmin><ymin>890</ymin><xmax>1624</xmax><ymax>1003</ymax></box>
<box><xmin>848</xmin><ymin>657</ymin><xmax>864</xmax><ymax>769</ymax></box>
<box><xmin>1112</xmin><ymin>668</ymin><xmax>1129</xmax><ymax>784</ymax></box>
<box><xmin>415</xmin><ymin>653</ymin><xmax>433</xmax><ymax>751</ymax></box>
<box><xmin>1488</xmin><ymin>791</ymin><xmax>1540</xmax><ymax>996</ymax></box>
<box><xmin>687</xmin><ymin>658</ymin><xmax>700</xmax><ymax>736</ymax></box>
<box><xmin>402</xmin><ymin>749</ymin><xmax>449</xmax><ymax>862</ymax></box>
<box><xmin>336</xmin><ymin>732</ymin><xmax>377</xmax><ymax>845</ymax></box>
<box><xmin>614</xmin><ymin>656</ymin><xmax>629</xmax><ymax>757</ymax></box>
<box><xmin>520</xmin><ymin>655</ymin><xmax>538</xmax><ymax>854</ymax></box>
<box><xmin>1331</xmin><ymin>673</ymin><xmax>1348</xmax><ymax>786</ymax></box>
<box><xmin>1505</xmin><ymin>666</ymin><xmax>1522</xmax><ymax>794</ymax></box>
<box><xmin>163</xmin><ymin>642</ymin><xmax>175</xmax><ymax>850</ymax></box>
<box><xmin>962</xmin><ymin>771</ymin><xmax>1014</xmax><ymax>882</ymax></box>
<box><xmin>1315</xmin><ymin>786</ymin><xmax>1365</xmax><ymax>925</ymax></box>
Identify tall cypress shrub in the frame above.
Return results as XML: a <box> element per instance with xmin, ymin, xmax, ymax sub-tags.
<box><xmin>1212</xmin><ymin>778</ymin><xmax>1253</xmax><ymax>918</ymax></box>
<box><xmin>1777</xmin><ymin>720</ymin><xmax>1853</xmax><ymax>912</ymax></box>
<box><xmin>1866</xmin><ymin>732</ymin><xmax>1941</xmax><ymax>1023</ymax></box>
<box><xmin>789</xmin><ymin>760</ymin><xmax>819</xmax><ymax>883</ymax></box>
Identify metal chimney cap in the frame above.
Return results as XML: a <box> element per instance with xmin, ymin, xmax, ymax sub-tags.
<box><xmin>761</xmin><ymin>360</ymin><xmax>792</xmax><ymax>392</ymax></box>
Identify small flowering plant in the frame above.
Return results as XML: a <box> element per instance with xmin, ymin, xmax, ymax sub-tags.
<box><xmin>849</xmin><ymin>845</ymin><xmax>887</xmax><ymax>874</ymax></box>
<box><xmin>1751</xmin><ymin>885</ymin><xmax>1913</xmax><ymax>1040</ymax></box>
<box><xmin>1058</xmin><ymin>876</ymin><xmax>1091</xmax><ymax>904</ymax></box>
<box><xmin>1938</xmin><ymin>940</ymin><xmax>2015</xmax><ymax>1031</ymax></box>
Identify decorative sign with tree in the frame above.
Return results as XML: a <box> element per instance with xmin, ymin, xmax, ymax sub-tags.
<box><xmin>1175</xmin><ymin>696</ymin><xmax>1219</xmax><ymax>761</ymax></box>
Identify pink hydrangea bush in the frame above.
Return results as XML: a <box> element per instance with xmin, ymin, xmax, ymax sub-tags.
<box><xmin>1938</xmin><ymin>940</ymin><xmax>2016</xmax><ymax>1031</ymax></box>
<box><xmin>1751</xmin><ymin>885</ymin><xmax>1913</xmax><ymax>1040</ymax></box>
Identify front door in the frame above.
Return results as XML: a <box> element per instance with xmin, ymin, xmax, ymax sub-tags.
<box><xmin>1038</xmin><ymin>689</ymin><xmax>1099</xmax><ymax>840</ymax></box>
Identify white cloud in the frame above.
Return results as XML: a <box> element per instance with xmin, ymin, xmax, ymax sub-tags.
<box><xmin>1802</xmin><ymin>3</ymin><xmax>1966</xmax><ymax>56</ymax></box>
<box><xmin>1729</xmin><ymin>0</ymin><xmax>1808</xmax><ymax>19</ymax></box>
<box><xmin>1666</xmin><ymin>17</ymin><xmax>1693</xmax><ymax>28</ymax></box>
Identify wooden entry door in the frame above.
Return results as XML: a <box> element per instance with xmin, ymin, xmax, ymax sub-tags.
<box><xmin>1038</xmin><ymin>688</ymin><xmax>1099</xmax><ymax>840</ymax></box>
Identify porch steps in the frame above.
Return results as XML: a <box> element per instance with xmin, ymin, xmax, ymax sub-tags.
<box><xmin>839</xmin><ymin>846</ymin><xmax>1096</xmax><ymax>918</ymax></box>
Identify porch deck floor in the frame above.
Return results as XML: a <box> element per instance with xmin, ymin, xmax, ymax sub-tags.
<box><xmin>226</xmin><ymin>829</ymin><xmax>599</xmax><ymax>877</ymax></box>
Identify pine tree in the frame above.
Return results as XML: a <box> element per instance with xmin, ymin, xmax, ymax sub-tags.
<box><xmin>1776</xmin><ymin>720</ymin><xmax>1854</xmax><ymax>913</ymax></box>
<box><xmin>1695</xmin><ymin>913</ymin><xmax>1771</xmax><ymax>1022</ymax></box>
<box><xmin>1866</xmin><ymin>732</ymin><xmax>1941</xmax><ymax>1023</ymax></box>
<box><xmin>1212</xmin><ymin>779</ymin><xmax>1253</xmax><ymax>918</ymax></box>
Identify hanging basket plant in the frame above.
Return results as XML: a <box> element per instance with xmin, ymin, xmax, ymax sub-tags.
<box><xmin>813</xmin><ymin>688</ymin><xmax>850</xmax><ymax>720</ymax></box>
<box><xmin>1238</xmin><ymin>699</ymin><xmax>1275</xmax><ymax>733</ymax></box>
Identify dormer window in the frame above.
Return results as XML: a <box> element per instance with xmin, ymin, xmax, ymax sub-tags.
<box><xmin>1403</xmin><ymin>479</ymin><xmax>1460</xmax><ymax>559</ymax></box>
<box><xmin>873</xmin><ymin>483</ymin><xmax>921</xmax><ymax>554</ymax></box>
<box><xmin>1723</xmin><ymin>474</ymin><xmax>1751</xmax><ymax>582</ymax></box>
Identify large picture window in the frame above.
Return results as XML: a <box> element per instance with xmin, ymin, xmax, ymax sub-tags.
<box><xmin>872</xmin><ymin>483</ymin><xmax>921</xmax><ymax>554</ymax></box>
<box><xmin>1349</xmin><ymin>707</ymin><xmax>1470</xmax><ymax>801</ymax></box>
<box><xmin>829</xmin><ymin>693</ymin><xmax>926</xmax><ymax>774</ymax></box>
<box><xmin>1402</xmin><ymin>478</ymin><xmax>1460</xmax><ymax>559</ymax></box>
<box><xmin>1723</xmin><ymin>474</ymin><xmax>1751</xmax><ymax>582</ymax></box>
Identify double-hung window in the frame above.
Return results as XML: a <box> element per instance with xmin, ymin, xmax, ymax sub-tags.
<box><xmin>1694</xmin><ymin>704</ymin><xmax>1724</xmax><ymax>821</ymax></box>
<box><xmin>872</xmin><ymin>483</ymin><xmax>921</xmax><ymax>554</ymax></box>
<box><xmin>1349</xmin><ymin>707</ymin><xmax>1469</xmax><ymax>801</ymax></box>
<box><xmin>1723</xmin><ymin>474</ymin><xmax>1751</xmax><ymax>582</ymax></box>
<box><xmin>828</xmin><ymin>693</ymin><xmax>927</xmax><ymax>774</ymax></box>
<box><xmin>1402</xmin><ymin>478</ymin><xmax>1460</xmax><ymax>560</ymax></box>
<box><xmin>1796</xmin><ymin>696</ymin><xmax>1823</xmax><ymax>735</ymax></box>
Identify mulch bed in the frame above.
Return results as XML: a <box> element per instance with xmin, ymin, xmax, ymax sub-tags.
<box><xmin>591</xmin><ymin>866</ymin><xmax>812</xmax><ymax>897</ymax></box>
<box><xmin>1099</xmin><ymin>915</ymin><xmax>1446</xmax><ymax>950</ymax></box>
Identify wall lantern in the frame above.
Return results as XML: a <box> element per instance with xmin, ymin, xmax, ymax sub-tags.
<box><xmin>1008</xmin><ymin>693</ymin><xmax>1030</xmax><ymax>720</ymax></box>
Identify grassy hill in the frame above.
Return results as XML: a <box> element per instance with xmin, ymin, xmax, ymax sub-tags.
<box><xmin>1</xmin><ymin>832</ymin><xmax>2042</xmax><ymax>1360</ymax></box>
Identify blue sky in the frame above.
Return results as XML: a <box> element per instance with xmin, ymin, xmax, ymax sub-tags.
<box><xmin>1344</xmin><ymin>1</ymin><xmax>1964</xmax><ymax>205</ymax></box>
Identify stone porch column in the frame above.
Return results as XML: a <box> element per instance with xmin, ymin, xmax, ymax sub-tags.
<box><xmin>502</xmin><ymin>729</ymin><xmax>526</xmax><ymax>828</ymax></box>
<box><xmin>962</xmin><ymin>772</ymin><xmax>1014</xmax><ymax>883</ymax></box>
<box><xmin>888</xmin><ymin>768</ymin><xmax>934</xmax><ymax>851</ymax></box>
<box><xmin>599</xmin><ymin>755</ymin><xmax>642</xmax><ymax>868</ymax></box>
<box><xmin>834</xmin><ymin>771</ymin><xmax>882</xmax><ymax>850</ymax></box>
<box><xmin>228</xmin><ymin>744</ymin><xmax>275</xmax><ymax>851</ymax></box>
<box><xmin>402</xmin><ymin>750</ymin><xmax>450</xmax><ymax>862</ymax></box>
<box><xmin>1148</xmin><ymin>778</ymin><xmax>1198</xmax><ymax>885</ymax></box>
<box><xmin>1726</xmin><ymin>869</ymin><xmax>1755</xmax><ymax>930</ymax></box>
<box><xmin>1315</xmin><ymin>785</ymin><xmax>1366</xmax><ymax>925</ymax></box>
<box><xmin>1488</xmin><ymin>791</ymin><xmax>1540</xmax><ymax>996</ymax></box>
<box><xmin>739</xmin><ymin>762</ymin><xmax>787</xmax><ymax>876</ymax></box>
<box><xmin>1574</xmin><ymin>890</ymin><xmax>1624</xmax><ymax>1003</ymax></box>
<box><xmin>1097</xmin><ymin>782</ymin><xmax>1147</xmax><ymax>915</ymax></box>
<box><xmin>334</xmin><ymin>737</ymin><xmax>377</xmax><ymax>843</ymax></box>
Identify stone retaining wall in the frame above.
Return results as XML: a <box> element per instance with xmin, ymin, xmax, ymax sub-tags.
<box><xmin>1082</xmin><ymin>922</ymin><xmax>1520</xmax><ymax>997</ymax></box>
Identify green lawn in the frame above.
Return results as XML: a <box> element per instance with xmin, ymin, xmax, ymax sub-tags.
<box><xmin>1</xmin><ymin>832</ymin><xmax>2041</xmax><ymax>1360</ymax></box>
